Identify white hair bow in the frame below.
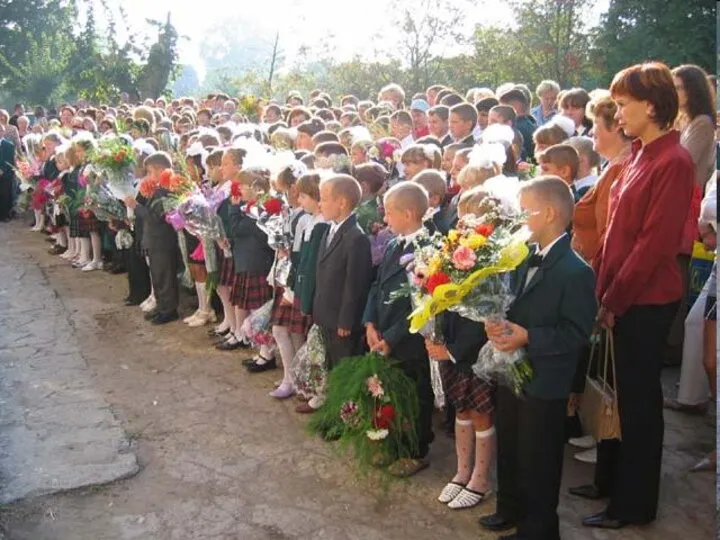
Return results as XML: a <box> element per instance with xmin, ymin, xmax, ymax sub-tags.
<box><xmin>468</xmin><ymin>143</ymin><xmax>507</xmax><ymax>169</ymax></box>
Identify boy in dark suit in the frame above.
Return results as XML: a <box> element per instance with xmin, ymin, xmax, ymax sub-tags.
<box><xmin>364</xmin><ymin>182</ymin><xmax>433</xmax><ymax>477</ymax></box>
<box><xmin>479</xmin><ymin>176</ymin><xmax>597</xmax><ymax>540</ymax></box>
<box><xmin>125</xmin><ymin>152</ymin><xmax>180</xmax><ymax>325</ymax></box>
<box><xmin>312</xmin><ymin>174</ymin><xmax>373</xmax><ymax>373</ymax></box>
<box><xmin>413</xmin><ymin>169</ymin><xmax>449</xmax><ymax>235</ymax></box>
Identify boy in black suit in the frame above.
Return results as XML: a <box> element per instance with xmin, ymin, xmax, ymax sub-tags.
<box><xmin>479</xmin><ymin>176</ymin><xmax>597</xmax><ymax>540</ymax></box>
<box><xmin>125</xmin><ymin>152</ymin><xmax>180</xmax><ymax>325</ymax></box>
<box><xmin>413</xmin><ymin>169</ymin><xmax>449</xmax><ymax>235</ymax></box>
<box><xmin>312</xmin><ymin>174</ymin><xmax>372</xmax><ymax>373</ymax></box>
<box><xmin>364</xmin><ymin>182</ymin><xmax>433</xmax><ymax>477</ymax></box>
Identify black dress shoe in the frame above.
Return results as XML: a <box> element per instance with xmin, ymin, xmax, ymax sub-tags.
<box><xmin>207</xmin><ymin>327</ymin><xmax>230</xmax><ymax>337</ymax></box>
<box><xmin>582</xmin><ymin>511</ymin><xmax>629</xmax><ymax>529</ymax></box>
<box><xmin>569</xmin><ymin>484</ymin><xmax>607</xmax><ymax>500</ymax></box>
<box><xmin>247</xmin><ymin>357</ymin><xmax>277</xmax><ymax>373</ymax></box>
<box><xmin>48</xmin><ymin>245</ymin><xmax>67</xmax><ymax>255</ymax></box>
<box><xmin>144</xmin><ymin>309</ymin><xmax>159</xmax><ymax>321</ymax></box>
<box><xmin>125</xmin><ymin>298</ymin><xmax>142</xmax><ymax>306</ymax></box>
<box><xmin>151</xmin><ymin>311</ymin><xmax>179</xmax><ymax>325</ymax></box>
<box><xmin>479</xmin><ymin>513</ymin><xmax>516</xmax><ymax>532</ymax></box>
<box><xmin>216</xmin><ymin>339</ymin><xmax>246</xmax><ymax>351</ymax></box>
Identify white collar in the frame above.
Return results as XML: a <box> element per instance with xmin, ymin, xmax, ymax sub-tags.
<box><xmin>303</xmin><ymin>213</ymin><xmax>327</xmax><ymax>240</ymax></box>
<box><xmin>398</xmin><ymin>226</ymin><xmax>425</xmax><ymax>246</ymax></box>
<box><xmin>573</xmin><ymin>174</ymin><xmax>598</xmax><ymax>191</ymax></box>
<box><xmin>537</xmin><ymin>233</ymin><xmax>567</xmax><ymax>258</ymax></box>
<box><xmin>400</xmin><ymin>134</ymin><xmax>415</xmax><ymax>148</ymax></box>
<box><xmin>331</xmin><ymin>214</ymin><xmax>352</xmax><ymax>230</ymax></box>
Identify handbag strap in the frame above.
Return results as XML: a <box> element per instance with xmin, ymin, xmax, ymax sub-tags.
<box><xmin>586</xmin><ymin>332</ymin><xmax>599</xmax><ymax>378</ymax></box>
<box><xmin>600</xmin><ymin>330</ymin><xmax>618</xmax><ymax>397</ymax></box>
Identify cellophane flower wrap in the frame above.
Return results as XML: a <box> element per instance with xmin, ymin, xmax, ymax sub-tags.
<box><xmin>308</xmin><ymin>353</ymin><xmax>420</xmax><ymax>477</ymax></box>
<box><xmin>254</xmin><ymin>196</ymin><xmax>293</xmax><ymax>287</ymax></box>
<box><xmin>92</xmin><ymin>138</ymin><xmax>137</xmax><ymax>200</ymax></box>
<box><xmin>291</xmin><ymin>324</ymin><xmax>328</xmax><ymax>401</ymax></box>
<box><xmin>169</xmin><ymin>186</ymin><xmax>230</xmax><ymax>291</ymax></box>
<box><xmin>85</xmin><ymin>181</ymin><xmax>128</xmax><ymax>222</ymax></box>
<box><xmin>240</xmin><ymin>299</ymin><xmax>274</xmax><ymax>347</ymax></box>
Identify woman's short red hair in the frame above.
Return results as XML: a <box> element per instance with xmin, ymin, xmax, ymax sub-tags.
<box><xmin>610</xmin><ymin>62</ymin><xmax>678</xmax><ymax>129</ymax></box>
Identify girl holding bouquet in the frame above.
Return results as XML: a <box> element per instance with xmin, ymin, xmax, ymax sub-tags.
<box><xmin>264</xmin><ymin>164</ymin><xmax>311</xmax><ymax>390</ymax></box>
<box><xmin>182</xmin><ymin>142</ymin><xmax>217</xmax><ymax>327</ymax></box>
<box><xmin>425</xmin><ymin>189</ymin><xmax>496</xmax><ymax>510</ymax></box>
<box><xmin>70</xmin><ymin>135</ymin><xmax>104</xmax><ymax>272</ymax></box>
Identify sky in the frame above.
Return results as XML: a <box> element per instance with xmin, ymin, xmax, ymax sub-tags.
<box><xmin>103</xmin><ymin>0</ymin><xmax>608</xmax><ymax>82</ymax></box>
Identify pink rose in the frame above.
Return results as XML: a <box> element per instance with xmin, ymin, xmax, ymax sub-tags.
<box><xmin>451</xmin><ymin>245</ymin><xmax>477</xmax><ymax>271</ymax></box>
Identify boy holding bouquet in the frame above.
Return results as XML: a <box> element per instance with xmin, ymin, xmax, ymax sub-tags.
<box><xmin>480</xmin><ymin>176</ymin><xmax>597</xmax><ymax>540</ymax></box>
<box><xmin>363</xmin><ymin>182</ymin><xmax>434</xmax><ymax>477</ymax></box>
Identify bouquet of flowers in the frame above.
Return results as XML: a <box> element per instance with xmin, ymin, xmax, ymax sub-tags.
<box><xmin>291</xmin><ymin>325</ymin><xmax>328</xmax><ymax>402</ymax></box>
<box><xmin>238</xmin><ymin>95</ymin><xmax>261</xmax><ymax>123</ymax></box>
<box><xmin>93</xmin><ymin>138</ymin><xmax>135</xmax><ymax>172</ymax></box>
<box><xmin>84</xmin><ymin>181</ymin><xmax>127</xmax><ymax>223</ymax></box>
<box><xmin>308</xmin><ymin>353</ymin><xmax>420</xmax><ymax>474</ymax></box>
<box><xmin>240</xmin><ymin>299</ymin><xmax>274</xmax><ymax>347</ymax></box>
<box><xmin>14</xmin><ymin>158</ymin><xmax>41</xmax><ymax>192</ymax></box>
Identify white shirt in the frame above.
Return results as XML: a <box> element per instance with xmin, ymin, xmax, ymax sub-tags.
<box><xmin>400</xmin><ymin>134</ymin><xmax>415</xmax><ymax>149</ymax></box>
<box><xmin>573</xmin><ymin>174</ymin><xmax>598</xmax><ymax>193</ymax></box>
<box><xmin>303</xmin><ymin>213</ymin><xmax>327</xmax><ymax>242</ymax></box>
<box><xmin>327</xmin><ymin>214</ymin><xmax>352</xmax><ymax>245</ymax></box>
<box><xmin>472</xmin><ymin>125</ymin><xmax>484</xmax><ymax>142</ymax></box>
<box><xmin>525</xmin><ymin>233</ymin><xmax>567</xmax><ymax>287</ymax></box>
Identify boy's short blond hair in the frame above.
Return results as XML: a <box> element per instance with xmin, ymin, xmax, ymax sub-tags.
<box><xmin>458</xmin><ymin>185</ymin><xmax>490</xmax><ymax>217</ymax></box>
<box><xmin>413</xmin><ymin>169</ymin><xmax>447</xmax><ymax>201</ymax></box>
<box><xmin>519</xmin><ymin>175</ymin><xmax>575</xmax><ymax>228</ymax></box>
<box><xmin>324</xmin><ymin>174</ymin><xmax>363</xmax><ymax>209</ymax></box>
<box><xmin>457</xmin><ymin>164</ymin><xmax>499</xmax><ymax>190</ymax></box>
<box><xmin>384</xmin><ymin>182</ymin><xmax>429</xmax><ymax>219</ymax></box>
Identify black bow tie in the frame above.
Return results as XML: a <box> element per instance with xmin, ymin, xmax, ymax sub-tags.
<box><xmin>527</xmin><ymin>254</ymin><xmax>543</xmax><ymax>268</ymax></box>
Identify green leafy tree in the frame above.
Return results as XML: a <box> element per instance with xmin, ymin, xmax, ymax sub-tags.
<box><xmin>593</xmin><ymin>0</ymin><xmax>715</xmax><ymax>82</ymax></box>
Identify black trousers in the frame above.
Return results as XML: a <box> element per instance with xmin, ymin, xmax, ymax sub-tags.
<box><xmin>319</xmin><ymin>326</ymin><xmax>364</xmax><ymax>370</ymax></box>
<box><xmin>392</xmin><ymin>338</ymin><xmax>434</xmax><ymax>459</ymax></box>
<box><xmin>0</xmin><ymin>176</ymin><xmax>13</xmax><ymax>221</ymax></box>
<box><xmin>596</xmin><ymin>302</ymin><xmax>678</xmax><ymax>523</ymax></box>
<box><xmin>124</xmin><ymin>248</ymin><xmax>151</xmax><ymax>304</ymax></box>
<box><xmin>147</xmin><ymin>248</ymin><xmax>179</xmax><ymax>315</ymax></box>
<box><xmin>496</xmin><ymin>386</ymin><xmax>567</xmax><ymax>540</ymax></box>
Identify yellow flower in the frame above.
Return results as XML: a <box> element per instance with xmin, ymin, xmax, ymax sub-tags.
<box><xmin>459</xmin><ymin>233</ymin><xmax>488</xmax><ymax>250</ymax></box>
<box><xmin>447</xmin><ymin>230</ymin><xmax>460</xmax><ymax>244</ymax></box>
<box><xmin>428</xmin><ymin>255</ymin><xmax>443</xmax><ymax>275</ymax></box>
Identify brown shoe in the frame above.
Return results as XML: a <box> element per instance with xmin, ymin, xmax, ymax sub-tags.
<box><xmin>295</xmin><ymin>402</ymin><xmax>317</xmax><ymax>414</ymax></box>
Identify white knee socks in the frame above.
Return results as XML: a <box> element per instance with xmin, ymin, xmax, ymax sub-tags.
<box><xmin>90</xmin><ymin>231</ymin><xmax>102</xmax><ymax>264</ymax></box>
<box><xmin>79</xmin><ymin>238</ymin><xmax>91</xmax><ymax>263</ymax></box>
<box><xmin>467</xmin><ymin>426</ymin><xmax>496</xmax><ymax>492</ymax></box>
<box><xmin>453</xmin><ymin>418</ymin><xmax>475</xmax><ymax>484</ymax></box>
<box><xmin>272</xmin><ymin>325</ymin><xmax>296</xmax><ymax>387</ymax></box>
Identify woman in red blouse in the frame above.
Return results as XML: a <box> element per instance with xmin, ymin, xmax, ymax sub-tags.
<box><xmin>582</xmin><ymin>63</ymin><xmax>695</xmax><ymax>530</ymax></box>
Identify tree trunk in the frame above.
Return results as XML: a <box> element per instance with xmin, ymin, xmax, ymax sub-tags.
<box><xmin>267</xmin><ymin>31</ymin><xmax>280</xmax><ymax>95</ymax></box>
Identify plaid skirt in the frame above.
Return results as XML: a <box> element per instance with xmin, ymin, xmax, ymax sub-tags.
<box><xmin>231</xmin><ymin>271</ymin><xmax>272</xmax><ymax>310</ymax></box>
<box><xmin>439</xmin><ymin>362</ymin><xmax>494</xmax><ymax>414</ymax></box>
<box><xmin>218</xmin><ymin>253</ymin><xmax>235</xmax><ymax>286</ymax></box>
<box><xmin>69</xmin><ymin>215</ymin><xmax>89</xmax><ymax>238</ymax></box>
<box><xmin>269</xmin><ymin>289</ymin><xmax>294</xmax><ymax>327</ymax></box>
<box><xmin>288</xmin><ymin>294</ymin><xmax>313</xmax><ymax>336</ymax></box>
<box><xmin>77</xmin><ymin>212</ymin><xmax>101</xmax><ymax>235</ymax></box>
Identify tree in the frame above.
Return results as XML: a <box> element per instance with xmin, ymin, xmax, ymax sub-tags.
<box><xmin>593</xmin><ymin>0</ymin><xmax>715</xmax><ymax>82</ymax></box>
<box><xmin>391</xmin><ymin>0</ymin><xmax>470</xmax><ymax>93</ymax></box>
<box><xmin>137</xmin><ymin>13</ymin><xmax>181</xmax><ymax>99</ymax></box>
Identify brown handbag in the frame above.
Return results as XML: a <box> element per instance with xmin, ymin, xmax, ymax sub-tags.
<box><xmin>579</xmin><ymin>331</ymin><xmax>622</xmax><ymax>441</ymax></box>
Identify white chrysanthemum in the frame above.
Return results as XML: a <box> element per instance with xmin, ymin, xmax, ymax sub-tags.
<box><xmin>366</xmin><ymin>429</ymin><xmax>389</xmax><ymax>441</ymax></box>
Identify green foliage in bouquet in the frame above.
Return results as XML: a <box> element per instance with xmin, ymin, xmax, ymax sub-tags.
<box><xmin>308</xmin><ymin>353</ymin><xmax>420</xmax><ymax>477</ymax></box>
<box><xmin>92</xmin><ymin>138</ymin><xmax>136</xmax><ymax>172</ymax></box>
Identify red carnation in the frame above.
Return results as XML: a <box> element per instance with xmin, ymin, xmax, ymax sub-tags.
<box><xmin>230</xmin><ymin>181</ymin><xmax>243</xmax><ymax>198</ymax></box>
<box><xmin>263</xmin><ymin>198</ymin><xmax>283</xmax><ymax>215</ymax></box>
<box><xmin>373</xmin><ymin>404</ymin><xmax>396</xmax><ymax>430</ymax></box>
<box><xmin>425</xmin><ymin>272</ymin><xmax>451</xmax><ymax>294</ymax></box>
<box><xmin>159</xmin><ymin>169</ymin><xmax>174</xmax><ymax>190</ymax></box>
<box><xmin>474</xmin><ymin>223</ymin><xmax>495</xmax><ymax>237</ymax></box>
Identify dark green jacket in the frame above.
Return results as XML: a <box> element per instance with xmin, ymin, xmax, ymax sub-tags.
<box><xmin>293</xmin><ymin>221</ymin><xmax>330</xmax><ymax>314</ymax></box>
<box><xmin>507</xmin><ymin>235</ymin><xmax>597</xmax><ymax>399</ymax></box>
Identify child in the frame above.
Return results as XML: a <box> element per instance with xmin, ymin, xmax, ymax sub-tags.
<box><xmin>289</xmin><ymin>173</ymin><xmax>330</xmax><ymax>407</ymax></box>
<box><xmin>425</xmin><ymin>187</ymin><xmax>497</xmax><ymax>509</ymax></box>
<box><xmin>537</xmin><ymin>144</ymin><xmax>581</xmax><ymax>201</ymax></box>
<box><xmin>480</xmin><ymin>176</ymin><xmax>597</xmax><ymax>538</ymax></box>
<box><xmin>566</xmin><ymin>136</ymin><xmax>600</xmax><ymax>199</ymax></box>
<box><xmin>227</xmin><ymin>168</ymin><xmax>275</xmax><ymax>358</ymax></box>
<box><xmin>354</xmin><ymin>162</ymin><xmax>387</xmax><ymax>234</ymax></box>
<box><xmin>213</xmin><ymin>148</ymin><xmax>246</xmax><ymax>347</ymax></box>
<box><xmin>413</xmin><ymin>169</ymin><xmax>448</xmax><ymax>234</ymax></box>
<box><xmin>390</xmin><ymin>110</ymin><xmax>415</xmax><ymax>149</ymax></box>
<box><xmin>124</xmin><ymin>152</ymin><xmax>181</xmax><ymax>325</ymax></box>
<box><xmin>262</xmin><ymin>164</ymin><xmax>312</xmax><ymax>382</ymax></box>
<box><xmin>308</xmin><ymin>174</ymin><xmax>373</xmax><ymax>410</ymax></box>
<box><xmin>428</xmin><ymin>105</ymin><xmax>452</xmax><ymax>147</ymax></box>
<box><xmin>182</xmin><ymin>143</ymin><xmax>217</xmax><ymax>327</ymax></box>
<box><xmin>448</xmin><ymin>103</ymin><xmax>478</xmax><ymax>145</ymax></box>
<box><xmin>65</xmin><ymin>137</ymin><xmax>96</xmax><ymax>270</ymax></box>
<box><xmin>401</xmin><ymin>144</ymin><xmax>442</xmax><ymax>180</ymax></box>
<box><xmin>363</xmin><ymin>182</ymin><xmax>434</xmax><ymax>477</ymax></box>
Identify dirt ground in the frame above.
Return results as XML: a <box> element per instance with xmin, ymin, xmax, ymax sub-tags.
<box><xmin>0</xmin><ymin>222</ymin><xmax>715</xmax><ymax>540</ymax></box>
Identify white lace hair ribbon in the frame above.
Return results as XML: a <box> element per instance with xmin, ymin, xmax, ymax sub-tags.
<box><xmin>468</xmin><ymin>143</ymin><xmax>507</xmax><ymax>169</ymax></box>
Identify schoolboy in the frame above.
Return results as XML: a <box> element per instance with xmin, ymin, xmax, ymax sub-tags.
<box><xmin>449</xmin><ymin>103</ymin><xmax>478</xmax><ymax>145</ymax></box>
<box><xmin>364</xmin><ymin>182</ymin><xmax>434</xmax><ymax>477</ymax></box>
<box><xmin>413</xmin><ymin>169</ymin><xmax>449</xmax><ymax>234</ymax></box>
<box><xmin>480</xmin><ymin>176</ymin><xmax>597</xmax><ymax>540</ymax></box>
<box><xmin>566</xmin><ymin>136</ymin><xmax>600</xmax><ymax>199</ymax></box>
<box><xmin>313</xmin><ymin>175</ymin><xmax>373</xmax><ymax>371</ymax></box>
<box><xmin>124</xmin><ymin>152</ymin><xmax>180</xmax><ymax>325</ymax></box>
<box><xmin>537</xmin><ymin>144</ymin><xmax>581</xmax><ymax>201</ymax></box>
